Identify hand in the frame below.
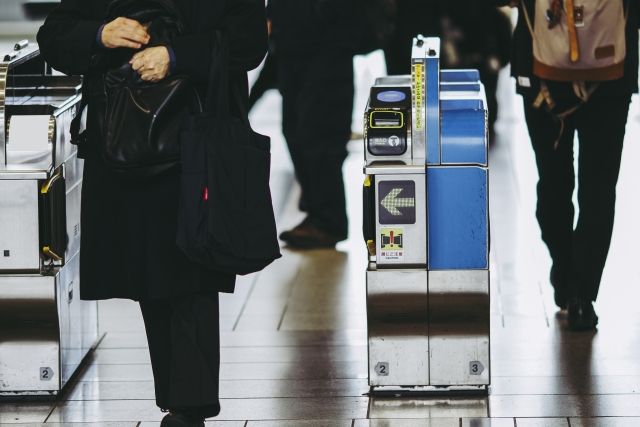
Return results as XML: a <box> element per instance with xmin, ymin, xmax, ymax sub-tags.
<box><xmin>101</xmin><ymin>17</ymin><xmax>150</xmax><ymax>49</ymax></box>
<box><xmin>130</xmin><ymin>46</ymin><xmax>170</xmax><ymax>82</ymax></box>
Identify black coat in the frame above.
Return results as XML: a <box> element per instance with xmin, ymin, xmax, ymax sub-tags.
<box><xmin>492</xmin><ymin>0</ymin><xmax>639</xmax><ymax>97</ymax></box>
<box><xmin>37</xmin><ymin>0</ymin><xmax>268</xmax><ymax>301</ymax></box>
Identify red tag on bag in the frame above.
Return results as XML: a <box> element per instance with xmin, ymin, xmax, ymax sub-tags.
<box><xmin>202</xmin><ymin>186</ymin><xmax>209</xmax><ymax>201</ymax></box>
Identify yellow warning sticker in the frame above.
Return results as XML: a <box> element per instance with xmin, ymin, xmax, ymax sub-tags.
<box><xmin>412</xmin><ymin>63</ymin><xmax>424</xmax><ymax>131</ymax></box>
<box><xmin>380</xmin><ymin>227</ymin><xmax>404</xmax><ymax>262</ymax></box>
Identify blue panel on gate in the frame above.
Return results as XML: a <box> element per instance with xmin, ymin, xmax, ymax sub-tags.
<box><xmin>427</xmin><ymin>167</ymin><xmax>488</xmax><ymax>270</ymax></box>
<box><xmin>440</xmin><ymin>69</ymin><xmax>480</xmax><ymax>83</ymax></box>
<box><xmin>441</xmin><ymin>109</ymin><xmax>487</xmax><ymax>166</ymax></box>
<box><xmin>441</xmin><ymin>99</ymin><xmax>484</xmax><ymax>111</ymax></box>
<box><xmin>440</xmin><ymin>82</ymin><xmax>482</xmax><ymax>92</ymax></box>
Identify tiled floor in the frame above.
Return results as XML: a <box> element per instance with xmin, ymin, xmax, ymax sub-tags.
<box><xmin>3</xmin><ymin>50</ymin><xmax>640</xmax><ymax>426</ymax></box>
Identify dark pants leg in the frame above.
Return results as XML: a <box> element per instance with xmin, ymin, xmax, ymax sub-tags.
<box><xmin>571</xmin><ymin>96</ymin><xmax>630</xmax><ymax>300</ymax></box>
<box><xmin>279</xmin><ymin>52</ymin><xmax>354</xmax><ymax>237</ymax></box>
<box><xmin>523</xmin><ymin>94</ymin><xmax>630</xmax><ymax>301</ymax></box>
<box><xmin>139</xmin><ymin>292</ymin><xmax>221</xmax><ymax>419</ymax></box>
<box><xmin>523</xmin><ymin>98</ymin><xmax>576</xmax><ymax>298</ymax></box>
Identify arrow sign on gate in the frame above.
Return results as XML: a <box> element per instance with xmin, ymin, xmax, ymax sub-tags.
<box><xmin>378</xmin><ymin>181</ymin><xmax>416</xmax><ymax>225</ymax></box>
<box><xmin>381</xmin><ymin>188</ymin><xmax>416</xmax><ymax>216</ymax></box>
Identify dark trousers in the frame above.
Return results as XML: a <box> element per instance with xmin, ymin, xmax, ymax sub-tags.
<box><xmin>278</xmin><ymin>51</ymin><xmax>354</xmax><ymax>237</ymax></box>
<box><xmin>139</xmin><ymin>292</ymin><xmax>221</xmax><ymax>419</ymax></box>
<box><xmin>522</xmin><ymin>94</ymin><xmax>630</xmax><ymax>301</ymax></box>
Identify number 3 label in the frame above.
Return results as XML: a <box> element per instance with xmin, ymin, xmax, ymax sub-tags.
<box><xmin>469</xmin><ymin>361</ymin><xmax>485</xmax><ymax>376</ymax></box>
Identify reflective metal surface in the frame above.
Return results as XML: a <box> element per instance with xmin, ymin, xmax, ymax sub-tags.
<box><xmin>428</xmin><ymin>270</ymin><xmax>490</xmax><ymax>386</ymax></box>
<box><xmin>0</xmin><ymin>42</ymin><xmax>97</xmax><ymax>397</ymax></box>
<box><xmin>367</xmin><ymin>269</ymin><xmax>429</xmax><ymax>386</ymax></box>
<box><xmin>0</xmin><ymin>179</ymin><xmax>40</xmax><ymax>271</ymax></box>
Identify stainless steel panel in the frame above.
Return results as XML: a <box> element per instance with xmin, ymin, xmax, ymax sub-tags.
<box><xmin>0</xmin><ymin>274</ymin><xmax>57</xmax><ymax>321</ymax></box>
<box><xmin>0</xmin><ymin>273</ymin><xmax>60</xmax><ymax>394</ymax></box>
<box><xmin>65</xmin><ymin>173</ymin><xmax>82</xmax><ymax>259</ymax></box>
<box><xmin>375</xmin><ymin>173</ymin><xmax>427</xmax><ymax>267</ymax></box>
<box><xmin>428</xmin><ymin>270</ymin><xmax>490</xmax><ymax>386</ymax></box>
<box><xmin>367</xmin><ymin>269</ymin><xmax>429</xmax><ymax>387</ymax></box>
<box><xmin>0</xmin><ymin>62</ymin><xmax>7</xmax><ymax>167</ymax></box>
<box><xmin>0</xmin><ymin>327</ymin><xmax>61</xmax><ymax>394</ymax></box>
<box><xmin>57</xmin><ymin>254</ymin><xmax>98</xmax><ymax>389</ymax></box>
<box><xmin>0</xmin><ymin>179</ymin><xmax>40</xmax><ymax>271</ymax></box>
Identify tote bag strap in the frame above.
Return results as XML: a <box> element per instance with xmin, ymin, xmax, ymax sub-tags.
<box><xmin>203</xmin><ymin>31</ymin><xmax>251</xmax><ymax>125</ymax></box>
<box><xmin>204</xmin><ymin>31</ymin><xmax>230</xmax><ymax>118</ymax></box>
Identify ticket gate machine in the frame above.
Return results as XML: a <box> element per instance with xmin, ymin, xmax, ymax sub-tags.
<box><xmin>363</xmin><ymin>36</ymin><xmax>490</xmax><ymax>391</ymax></box>
<box><xmin>0</xmin><ymin>42</ymin><xmax>99</xmax><ymax>396</ymax></box>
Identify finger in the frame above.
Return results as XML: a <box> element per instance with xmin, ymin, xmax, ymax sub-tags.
<box><xmin>115</xmin><ymin>39</ymin><xmax>143</xmax><ymax>49</ymax></box>
<box><xmin>120</xmin><ymin>29</ymin><xmax>150</xmax><ymax>45</ymax></box>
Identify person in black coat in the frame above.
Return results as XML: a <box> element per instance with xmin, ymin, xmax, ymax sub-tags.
<box><xmin>494</xmin><ymin>0</ymin><xmax>639</xmax><ymax>330</ymax></box>
<box><xmin>37</xmin><ymin>1</ymin><xmax>267</xmax><ymax>425</ymax></box>
<box><xmin>268</xmin><ymin>0</ymin><xmax>359</xmax><ymax>249</ymax></box>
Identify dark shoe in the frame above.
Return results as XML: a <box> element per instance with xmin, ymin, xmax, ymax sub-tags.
<box><xmin>279</xmin><ymin>219</ymin><xmax>346</xmax><ymax>249</ymax></box>
<box><xmin>160</xmin><ymin>412</ymin><xmax>205</xmax><ymax>427</ymax></box>
<box><xmin>567</xmin><ymin>298</ymin><xmax>598</xmax><ymax>331</ymax></box>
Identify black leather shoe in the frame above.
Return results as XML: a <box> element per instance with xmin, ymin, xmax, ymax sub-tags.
<box><xmin>567</xmin><ymin>298</ymin><xmax>598</xmax><ymax>331</ymax></box>
<box><xmin>160</xmin><ymin>413</ymin><xmax>204</xmax><ymax>427</ymax></box>
<box><xmin>279</xmin><ymin>219</ymin><xmax>346</xmax><ymax>249</ymax></box>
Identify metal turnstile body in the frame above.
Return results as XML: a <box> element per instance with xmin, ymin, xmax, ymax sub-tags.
<box><xmin>363</xmin><ymin>36</ymin><xmax>490</xmax><ymax>391</ymax></box>
<box><xmin>0</xmin><ymin>42</ymin><xmax>99</xmax><ymax>396</ymax></box>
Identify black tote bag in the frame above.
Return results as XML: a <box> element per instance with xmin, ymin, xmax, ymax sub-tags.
<box><xmin>176</xmin><ymin>32</ymin><xmax>281</xmax><ymax>276</ymax></box>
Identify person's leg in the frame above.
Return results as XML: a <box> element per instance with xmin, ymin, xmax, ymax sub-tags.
<box><xmin>140</xmin><ymin>292</ymin><xmax>221</xmax><ymax>420</ymax></box>
<box><xmin>522</xmin><ymin>96</ymin><xmax>577</xmax><ymax>308</ymax></box>
<box><xmin>572</xmin><ymin>95</ymin><xmax>630</xmax><ymax>302</ymax></box>
<box><xmin>278</xmin><ymin>56</ymin><xmax>310</xmax><ymax>206</ymax></box>
<box><xmin>293</xmin><ymin>51</ymin><xmax>354</xmax><ymax>238</ymax></box>
<box><xmin>140</xmin><ymin>298</ymin><xmax>173</xmax><ymax>411</ymax></box>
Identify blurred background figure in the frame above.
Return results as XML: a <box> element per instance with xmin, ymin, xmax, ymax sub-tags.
<box><xmin>268</xmin><ymin>0</ymin><xmax>393</xmax><ymax>249</ymax></box>
<box><xmin>384</xmin><ymin>0</ymin><xmax>512</xmax><ymax>139</ymax></box>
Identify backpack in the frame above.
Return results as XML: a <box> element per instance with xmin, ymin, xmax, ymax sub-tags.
<box><xmin>522</xmin><ymin>0</ymin><xmax>627</xmax><ymax>82</ymax></box>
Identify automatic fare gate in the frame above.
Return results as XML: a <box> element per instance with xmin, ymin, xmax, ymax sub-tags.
<box><xmin>363</xmin><ymin>36</ymin><xmax>490</xmax><ymax>392</ymax></box>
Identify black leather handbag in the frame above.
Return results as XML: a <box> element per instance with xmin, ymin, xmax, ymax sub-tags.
<box><xmin>176</xmin><ymin>32</ymin><xmax>281</xmax><ymax>276</ymax></box>
<box><xmin>71</xmin><ymin>0</ymin><xmax>201</xmax><ymax>177</ymax></box>
<box><xmin>102</xmin><ymin>64</ymin><xmax>201</xmax><ymax>176</ymax></box>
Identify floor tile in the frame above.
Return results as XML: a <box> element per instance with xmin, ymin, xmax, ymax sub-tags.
<box><xmin>64</xmin><ymin>379</ymin><xmax>369</xmax><ymax>401</ymax></box>
<box><xmin>368</xmin><ymin>397</ymin><xmax>488</xmax><ymax>419</ymax></box>
<box><xmin>570</xmin><ymin>417</ymin><xmax>640</xmax><ymax>427</ymax></box>
<box><xmin>354</xmin><ymin>419</ymin><xmax>459</xmax><ymax>427</ymax></box>
<box><xmin>461</xmin><ymin>419</ymin><xmax>514</xmax><ymax>427</ymax></box>
<box><xmin>490</xmin><ymin>395</ymin><xmax>640</xmax><ymax>418</ymax></box>
<box><xmin>140</xmin><ymin>422</ymin><xmax>244</xmax><ymax>427</ymax></box>
<box><xmin>0</xmin><ymin>404</ymin><xmax>53</xmax><ymax>424</ymax></box>
<box><xmin>514</xmin><ymin>418</ymin><xmax>568</xmax><ymax>426</ymax></box>
<box><xmin>246</xmin><ymin>421</ymin><xmax>351</xmax><ymax>427</ymax></box>
<box><xmin>47</xmin><ymin>400</ymin><xmax>161</xmax><ymax>423</ymax></box>
<box><xmin>217</xmin><ymin>397</ymin><xmax>368</xmax><ymax>421</ymax></box>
